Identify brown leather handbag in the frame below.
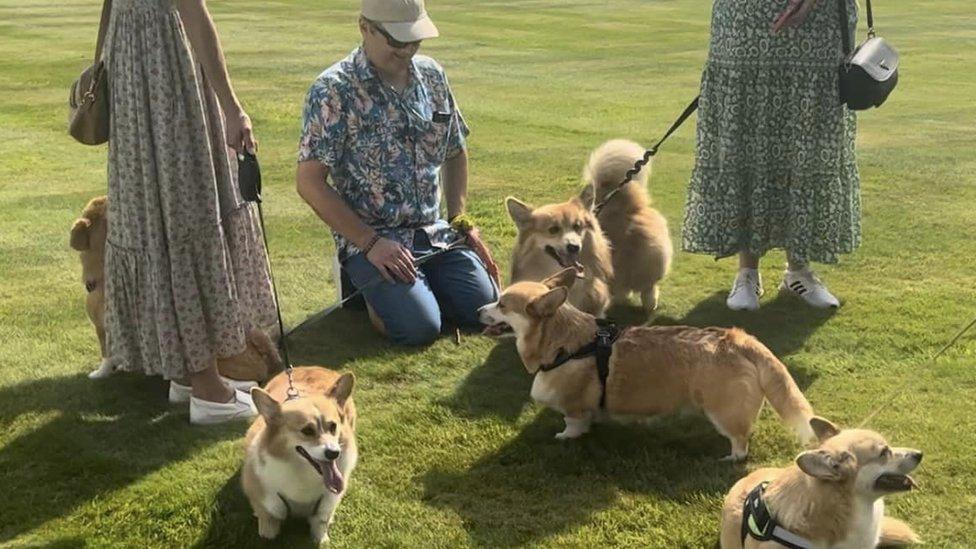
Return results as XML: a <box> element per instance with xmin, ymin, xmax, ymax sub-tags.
<box><xmin>69</xmin><ymin>0</ymin><xmax>113</xmax><ymax>145</ymax></box>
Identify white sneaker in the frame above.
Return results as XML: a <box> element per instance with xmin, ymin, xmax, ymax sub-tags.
<box><xmin>780</xmin><ymin>268</ymin><xmax>840</xmax><ymax>309</ymax></box>
<box><xmin>727</xmin><ymin>268</ymin><xmax>763</xmax><ymax>311</ymax></box>
<box><xmin>189</xmin><ymin>389</ymin><xmax>257</xmax><ymax>425</ymax></box>
<box><xmin>169</xmin><ymin>377</ymin><xmax>259</xmax><ymax>404</ymax></box>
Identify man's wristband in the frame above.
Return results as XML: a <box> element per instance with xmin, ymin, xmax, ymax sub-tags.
<box><xmin>449</xmin><ymin>213</ymin><xmax>475</xmax><ymax>234</ymax></box>
<box><xmin>361</xmin><ymin>233</ymin><xmax>381</xmax><ymax>255</ymax></box>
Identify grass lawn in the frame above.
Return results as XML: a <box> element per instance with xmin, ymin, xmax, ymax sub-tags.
<box><xmin>2</xmin><ymin>0</ymin><xmax>975</xmax><ymax>546</ymax></box>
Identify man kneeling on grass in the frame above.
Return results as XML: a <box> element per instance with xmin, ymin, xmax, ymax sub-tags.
<box><xmin>296</xmin><ymin>0</ymin><xmax>499</xmax><ymax>345</ymax></box>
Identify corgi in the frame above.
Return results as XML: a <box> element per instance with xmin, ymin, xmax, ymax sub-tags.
<box><xmin>506</xmin><ymin>194</ymin><xmax>613</xmax><ymax>317</ymax></box>
<box><xmin>72</xmin><ymin>196</ymin><xmax>279</xmax><ymax>382</ymax></box>
<box><xmin>478</xmin><ymin>268</ymin><xmax>815</xmax><ymax>460</ymax></box>
<box><xmin>720</xmin><ymin>417</ymin><xmax>922</xmax><ymax>548</ymax></box>
<box><xmin>582</xmin><ymin>139</ymin><xmax>672</xmax><ymax>312</ymax></box>
<box><xmin>243</xmin><ymin>367</ymin><xmax>358</xmax><ymax>545</ymax></box>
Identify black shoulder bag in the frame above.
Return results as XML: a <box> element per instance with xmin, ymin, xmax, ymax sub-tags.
<box><xmin>838</xmin><ymin>0</ymin><xmax>900</xmax><ymax>110</ymax></box>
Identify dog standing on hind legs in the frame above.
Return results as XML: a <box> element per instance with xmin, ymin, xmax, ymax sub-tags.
<box><xmin>69</xmin><ymin>196</ymin><xmax>117</xmax><ymax>378</ymax></box>
<box><xmin>582</xmin><ymin>139</ymin><xmax>672</xmax><ymax>312</ymax></box>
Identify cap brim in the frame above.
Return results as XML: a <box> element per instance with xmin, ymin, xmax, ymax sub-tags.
<box><xmin>381</xmin><ymin>15</ymin><xmax>439</xmax><ymax>42</ymax></box>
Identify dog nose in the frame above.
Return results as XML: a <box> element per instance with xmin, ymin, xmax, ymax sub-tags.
<box><xmin>566</xmin><ymin>243</ymin><xmax>580</xmax><ymax>254</ymax></box>
<box><xmin>324</xmin><ymin>449</ymin><xmax>340</xmax><ymax>461</ymax></box>
<box><xmin>910</xmin><ymin>451</ymin><xmax>923</xmax><ymax>463</ymax></box>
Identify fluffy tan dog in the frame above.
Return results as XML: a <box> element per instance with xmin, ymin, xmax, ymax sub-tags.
<box><xmin>506</xmin><ymin>194</ymin><xmax>613</xmax><ymax>317</ymax></box>
<box><xmin>71</xmin><ymin>196</ymin><xmax>279</xmax><ymax>382</ymax></box>
<box><xmin>242</xmin><ymin>367</ymin><xmax>358</xmax><ymax>545</ymax></box>
<box><xmin>720</xmin><ymin>417</ymin><xmax>922</xmax><ymax>548</ymax></box>
<box><xmin>582</xmin><ymin>139</ymin><xmax>672</xmax><ymax>312</ymax></box>
<box><xmin>479</xmin><ymin>268</ymin><xmax>815</xmax><ymax>459</ymax></box>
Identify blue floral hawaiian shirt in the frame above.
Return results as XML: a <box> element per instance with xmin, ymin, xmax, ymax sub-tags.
<box><xmin>298</xmin><ymin>47</ymin><xmax>470</xmax><ymax>259</ymax></box>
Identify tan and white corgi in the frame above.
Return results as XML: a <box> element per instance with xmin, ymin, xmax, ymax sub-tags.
<box><xmin>720</xmin><ymin>417</ymin><xmax>922</xmax><ymax>548</ymax></box>
<box><xmin>506</xmin><ymin>194</ymin><xmax>613</xmax><ymax>318</ymax></box>
<box><xmin>242</xmin><ymin>367</ymin><xmax>358</xmax><ymax>545</ymax></box>
<box><xmin>582</xmin><ymin>139</ymin><xmax>672</xmax><ymax>312</ymax></box>
<box><xmin>71</xmin><ymin>196</ymin><xmax>278</xmax><ymax>382</ymax></box>
<box><xmin>479</xmin><ymin>268</ymin><xmax>815</xmax><ymax>460</ymax></box>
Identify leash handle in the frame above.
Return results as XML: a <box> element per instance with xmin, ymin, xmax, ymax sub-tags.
<box><xmin>592</xmin><ymin>95</ymin><xmax>699</xmax><ymax>215</ymax></box>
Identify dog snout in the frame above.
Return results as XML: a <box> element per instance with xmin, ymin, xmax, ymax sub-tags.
<box><xmin>908</xmin><ymin>450</ymin><xmax>923</xmax><ymax>464</ymax></box>
<box><xmin>324</xmin><ymin>448</ymin><xmax>340</xmax><ymax>461</ymax></box>
<box><xmin>566</xmin><ymin>243</ymin><xmax>580</xmax><ymax>254</ymax></box>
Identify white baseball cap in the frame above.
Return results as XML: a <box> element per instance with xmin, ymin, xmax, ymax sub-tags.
<box><xmin>361</xmin><ymin>0</ymin><xmax>439</xmax><ymax>42</ymax></box>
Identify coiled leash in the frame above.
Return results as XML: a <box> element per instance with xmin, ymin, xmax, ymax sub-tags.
<box><xmin>238</xmin><ymin>151</ymin><xmax>300</xmax><ymax>401</ymax></box>
<box><xmin>591</xmin><ymin>96</ymin><xmax>700</xmax><ymax>216</ymax></box>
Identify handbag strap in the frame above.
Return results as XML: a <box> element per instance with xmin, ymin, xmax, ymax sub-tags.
<box><xmin>838</xmin><ymin>0</ymin><xmax>877</xmax><ymax>57</ymax></box>
<box><xmin>94</xmin><ymin>0</ymin><xmax>113</xmax><ymax>61</ymax></box>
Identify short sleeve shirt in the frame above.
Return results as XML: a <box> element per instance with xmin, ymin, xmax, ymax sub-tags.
<box><xmin>298</xmin><ymin>47</ymin><xmax>470</xmax><ymax>258</ymax></box>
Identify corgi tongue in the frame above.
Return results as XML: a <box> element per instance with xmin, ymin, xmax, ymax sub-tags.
<box><xmin>322</xmin><ymin>459</ymin><xmax>344</xmax><ymax>494</ymax></box>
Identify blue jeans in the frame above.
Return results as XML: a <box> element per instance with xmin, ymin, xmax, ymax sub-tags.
<box><xmin>342</xmin><ymin>230</ymin><xmax>498</xmax><ymax>346</ymax></box>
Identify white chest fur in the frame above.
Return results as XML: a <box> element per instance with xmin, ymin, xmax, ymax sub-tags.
<box><xmin>254</xmin><ymin>451</ymin><xmax>326</xmax><ymax>515</ymax></box>
<box><xmin>831</xmin><ymin>499</ymin><xmax>883</xmax><ymax>549</ymax></box>
<box><xmin>530</xmin><ymin>371</ymin><xmax>562</xmax><ymax>412</ymax></box>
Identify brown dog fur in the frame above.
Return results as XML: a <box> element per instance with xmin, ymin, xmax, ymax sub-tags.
<box><xmin>582</xmin><ymin>139</ymin><xmax>672</xmax><ymax>312</ymax></box>
<box><xmin>506</xmin><ymin>195</ymin><xmax>613</xmax><ymax>317</ymax></box>
<box><xmin>479</xmin><ymin>268</ymin><xmax>815</xmax><ymax>458</ymax></box>
<box><xmin>720</xmin><ymin>418</ymin><xmax>922</xmax><ymax>548</ymax></box>
<box><xmin>72</xmin><ymin>195</ymin><xmax>279</xmax><ymax>381</ymax></box>
<box><xmin>242</xmin><ymin>367</ymin><xmax>358</xmax><ymax>544</ymax></box>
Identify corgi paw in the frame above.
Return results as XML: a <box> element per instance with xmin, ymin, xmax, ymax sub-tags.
<box><xmin>719</xmin><ymin>452</ymin><xmax>748</xmax><ymax>463</ymax></box>
<box><xmin>310</xmin><ymin>521</ymin><xmax>330</xmax><ymax>545</ymax></box>
<box><xmin>257</xmin><ymin>516</ymin><xmax>281</xmax><ymax>539</ymax></box>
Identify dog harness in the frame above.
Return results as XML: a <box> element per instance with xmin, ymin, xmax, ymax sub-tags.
<box><xmin>741</xmin><ymin>481</ymin><xmax>815</xmax><ymax>549</ymax></box>
<box><xmin>537</xmin><ymin>320</ymin><xmax>622</xmax><ymax>408</ymax></box>
<box><xmin>276</xmin><ymin>492</ymin><xmax>324</xmax><ymax>518</ymax></box>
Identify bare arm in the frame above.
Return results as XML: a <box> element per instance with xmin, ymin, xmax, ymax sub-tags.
<box><xmin>296</xmin><ymin>161</ymin><xmax>416</xmax><ymax>282</ymax></box>
<box><xmin>176</xmin><ymin>0</ymin><xmax>254</xmax><ymax>151</ymax></box>
<box><xmin>442</xmin><ymin>149</ymin><xmax>468</xmax><ymax>220</ymax></box>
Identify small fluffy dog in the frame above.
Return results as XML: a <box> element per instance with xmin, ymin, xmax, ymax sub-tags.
<box><xmin>479</xmin><ymin>268</ymin><xmax>815</xmax><ymax>459</ymax></box>
<box><xmin>582</xmin><ymin>139</ymin><xmax>672</xmax><ymax>312</ymax></box>
<box><xmin>70</xmin><ymin>196</ymin><xmax>116</xmax><ymax>378</ymax></box>
<box><xmin>72</xmin><ymin>196</ymin><xmax>278</xmax><ymax>382</ymax></box>
<box><xmin>720</xmin><ymin>417</ymin><xmax>922</xmax><ymax>548</ymax></box>
<box><xmin>243</xmin><ymin>367</ymin><xmax>358</xmax><ymax>544</ymax></box>
<box><xmin>506</xmin><ymin>194</ymin><xmax>613</xmax><ymax>317</ymax></box>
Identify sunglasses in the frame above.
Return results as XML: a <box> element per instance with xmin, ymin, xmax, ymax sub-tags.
<box><xmin>370</xmin><ymin>22</ymin><xmax>420</xmax><ymax>49</ymax></box>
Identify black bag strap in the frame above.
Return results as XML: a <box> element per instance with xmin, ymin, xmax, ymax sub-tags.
<box><xmin>94</xmin><ymin>0</ymin><xmax>113</xmax><ymax>61</ymax></box>
<box><xmin>838</xmin><ymin>0</ymin><xmax>878</xmax><ymax>57</ymax></box>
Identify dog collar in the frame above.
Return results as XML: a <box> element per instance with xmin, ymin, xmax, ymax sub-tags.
<box><xmin>741</xmin><ymin>481</ymin><xmax>815</xmax><ymax>549</ymax></box>
<box><xmin>85</xmin><ymin>280</ymin><xmax>99</xmax><ymax>293</ymax></box>
<box><xmin>537</xmin><ymin>320</ymin><xmax>622</xmax><ymax>408</ymax></box>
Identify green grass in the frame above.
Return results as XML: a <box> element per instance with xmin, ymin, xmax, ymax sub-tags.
<box><xmin>2</xmin><ymin>0</ymin><xmax>975</xmax><ymax>546</ymax></box>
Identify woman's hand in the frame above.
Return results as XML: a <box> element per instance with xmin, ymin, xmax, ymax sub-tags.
<box><xmin>366</xmin><ymin>237</ymin><xmax>417</xmax><ymax>284</ymax></box>
<box><xmin>225</xmin><ymin>106</ymin><xmax>257</xmax><ymax>154</ymax></box>
<box><xmin>772</xmin><ymin>0</ymin><xmax>820</xmax><ymax>33</ymax></box>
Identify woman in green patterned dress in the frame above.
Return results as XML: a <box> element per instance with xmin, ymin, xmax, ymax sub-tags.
<box><xmin>683</xmin><ymin>0</ymin><xmax>859</xmax><ymax>310</ymax></box>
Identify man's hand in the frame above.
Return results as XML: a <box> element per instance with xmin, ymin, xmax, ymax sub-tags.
<box><xmin>772</xmin><ymin>0</ymin><xmax>820</xmax><ymax>33</ymax></box>
<box><xmin>366</xmin><ymin>237</ymin><xmax>417</xmax><ymax>284</ymax></box>
<box><xmin>465</xmin><ymin>228</ymin><xmax>500</xmax><ymax>287</ymax></box>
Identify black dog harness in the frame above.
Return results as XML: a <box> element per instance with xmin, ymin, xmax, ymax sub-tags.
<box><xmin>537</xmin><ymin>320</ymin><xmax>622</xmax><ymax>408</ymax></box>
<box><xmin>741</xmin><ymin>482</ymin><xmax>815</xmax><ymax>549</ymax></box>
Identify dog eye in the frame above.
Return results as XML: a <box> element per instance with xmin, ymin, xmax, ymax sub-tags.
<box><xmin>881</xmin><ymin>446</ymin><xmax>891</xmax><ymax>459</ymax></box>
<box><xmin>301</xmin><ymin>425</ymin><xmax>316</xmax><ymax>437</ymax></box>
<box><xmin>548</xmin><ymin>225</ymin><xmax>560</xmax><ymax>235</ymax></box>
<box><xmin>325</xmin><ymin>421</ymin><xmax>337</xmax><ymax>435</ymax></box>
<box><xmin>573</xmin><ymin>221</ymin><xmax>583</xmax><ymax>232</ymax></box>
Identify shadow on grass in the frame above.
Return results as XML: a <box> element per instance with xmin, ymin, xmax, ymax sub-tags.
<box><xmin>0</xmin><ymin>373</ymin><xmax>243</xmax><ymax>544</ymax></box>
<box><xmin>422</xmin><ymin>410</ymin><xmax>745</xmax><ymax>546</ymax></box>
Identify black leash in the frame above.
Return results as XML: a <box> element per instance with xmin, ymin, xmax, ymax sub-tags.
<box><xmin>238</xmin><ymin>152</ymin><xmax>300</xmax><ymax>401</ymax></box>
<box><xmin>591</xmin><ymin>95</ymin><xmax>700</xmax><ymax>215</ymax></box>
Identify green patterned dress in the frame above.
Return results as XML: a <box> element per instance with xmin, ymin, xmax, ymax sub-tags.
<box><xmin>683</xmin><ymin>0</ymin><xmax>861</xmax><ymax>264</ymax></box>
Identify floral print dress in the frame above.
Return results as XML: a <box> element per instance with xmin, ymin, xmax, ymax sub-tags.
<box><xmin>683</xmin><ymin>0</ymin><xmax>861</xmax><ymax>264</ymax></box>
<box><xmin>103</xmin><ymin>0</ymin><xmax>277</xmax><ymax>379</ymax></box>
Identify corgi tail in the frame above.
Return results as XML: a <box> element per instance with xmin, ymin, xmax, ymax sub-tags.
<box><xmin>879</xmin><ymin>516</ymin><xmax>921</xmax><ymax>546</ymax></box>
<box><xmin>583</xmin><ymin>139</ymin><xmax>650</xmax><ymax>190</ymax></box>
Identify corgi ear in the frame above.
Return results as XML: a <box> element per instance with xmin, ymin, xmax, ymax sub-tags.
<box><xmin>526</xmin><ymin>287</ymin><xmax>568</xmax><ymax>318</ymax></box>
<box><xmin>796</xmin><ymin>449</ymin><xmax>853</xmax><ymax>481</ymax></box>
<box><xmin>328</xmin><ymin>373</ymin><xmax>355</xmax><ymax>407</ymax></box>
<box><xmin>70</xmin><ymin>218</ymin><xmax>91</xmax><ymax>251</ymax></box>
<box><xmin>542</xmin><ymin>267</ymin><xmax>578</xmax><ymax>290</ymax></box>
<box><xmin>505</xmin><ymin>197</ymin><xmax>533</xmax><ymax>230</ymax></box>
<box><xmin>578</xmin><ymin>185</ymin><xmax>595</xmax><ymax>209</ymax></box>
<box><xmin>810</xmin><ymin>416</ymin><xmax>841</xmax><ymax>442</ymax></box>
<box><xmin>250</xmin><ymin>387</ymin><xmax>281</xmax><ymax>422</ymax></box>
